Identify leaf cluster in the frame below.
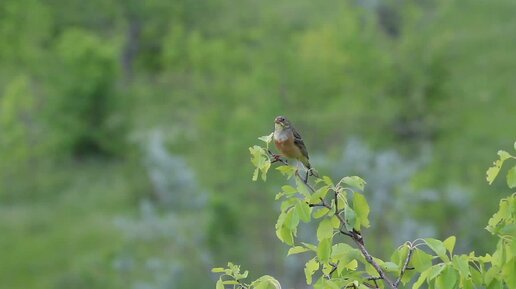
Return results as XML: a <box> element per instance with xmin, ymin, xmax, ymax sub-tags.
<box><xmin>213</xmin><ymin>137</ymin><xmax>516</xmax><ymax>289</ymax></box>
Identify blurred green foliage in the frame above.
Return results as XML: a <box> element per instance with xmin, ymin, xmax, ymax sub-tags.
<box><xmin>0</xmin><ymin>0</ymin><xmax>515</xmax><ymax>288</ymax></box>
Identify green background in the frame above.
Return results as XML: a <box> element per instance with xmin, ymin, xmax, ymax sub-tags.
<box><xmin>0</xmin><ymin>0</ymin><xmax>514</xmax><ymax>288</ymax></box>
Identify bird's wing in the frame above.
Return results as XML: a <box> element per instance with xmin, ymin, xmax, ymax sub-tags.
<box><xmin>292</xmin><ymin>127</ymin><xmax>309</xmax><ymax>160</ymax></box>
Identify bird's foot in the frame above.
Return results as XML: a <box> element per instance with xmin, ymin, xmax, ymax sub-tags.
<box><xmin>268</xmin><ymin>150</ymin><xmax>287</xmax><ymax>164</ymax></box>
<box><xmin>308</xmin><ymin>168</ymin><xmax>320</xmax><ymax>178</ymax></box>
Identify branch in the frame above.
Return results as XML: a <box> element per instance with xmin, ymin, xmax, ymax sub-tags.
<box><xmin>267</xmin><ymin>150</ymin><xmax>317</xmax><ymax>192</ymax></box>
<box><xmin>393</xmin><ymin>244</ymin><xmax>415</xmax><ymax>288</ymax></box>
<box><xmin>267</xmin><ymin>149</ymin><xmax>396</xmax><ymax>289</ymax></box>
<box><xmin>367</xmin><ymin>276</ymin><xmax>382</xmax><ymax>289</ymax></box>
<box><xmin>351</xmin><ymin>235</ymin><xmax>396</xmax><ymax>289</ymax></box>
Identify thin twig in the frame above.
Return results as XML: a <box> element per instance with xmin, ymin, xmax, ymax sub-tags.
<box><xmin>367</xmin><ymin>275</ymin><xmax>382</xmax><ymax>288</ymax></box>
<box><xmin>362</xmin><ymin>282</ymin><xmax>378</xmax><ymax>289</ymax></box>
<box><xmin>394</xmin><ymin>244</ymin><xmax>415</xmax><ymax>288</ymax></box>
<box><xmin>326</xmin><ymin>262</ymin><xmax>339</xmax><ymax>278</ymax></box>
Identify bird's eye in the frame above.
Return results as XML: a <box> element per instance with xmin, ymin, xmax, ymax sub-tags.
<box><xmin>279</xmin><ymin>117</ymin><xmax>284</xmax><ymax>121</ymax></box>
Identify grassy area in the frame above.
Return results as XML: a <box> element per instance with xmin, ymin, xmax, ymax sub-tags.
<box><xmin>0</xmin><ymin>161</ymin><xmax>143</xmax><ymax>289</ymax></box>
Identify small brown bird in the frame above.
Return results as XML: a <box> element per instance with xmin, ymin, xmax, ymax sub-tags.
<box><xmin>273</xmin><ymin>116</ymin><xmax>313</xmax><ymax>171</ymax></box>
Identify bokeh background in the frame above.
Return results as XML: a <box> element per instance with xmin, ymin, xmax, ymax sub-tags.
<box><xmin>1</xmin><ymin>0</ymin><xmax>515</xmax><ymax>288</ymax></box>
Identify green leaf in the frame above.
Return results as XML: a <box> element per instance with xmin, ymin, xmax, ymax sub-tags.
<box><xmin>276</xmin><ymin>165</ymin><xmax>297</xmax><ymax>179</ymax></box>
<box><xmin>461</xmin><ymin>277</ymin><xmax>474</xmax><ymax>289</ymax></box>
<box><xmin>301</xmin><ymin>242</ymin><xmax>318</xmax><ymax>252</ymax></box>
<box><xmin>487</xmin><ymin>159</ymin><xmax>504</xmax><ymax>185</ymax></box>
<box><xmin>275</xmin><ymin>211</ymin><xmax>295</xmax><ymax>245</ymax></box>
<box><xmin>452</xmin><ymin>255</ymin><xmax>471</xmax><ymax>279</ymax></box>
<box><xmin>295</xmin><ymin>200</ymin><xmax>311</xmax><ymax>223</ymax></box>
<box><xmin>330</xmin><ymin>215</ymin><xmax>340</xmax><ymax>228</ymax></box>
<box><xmin>288</xmin><ymin>246</ymin><xmax>310</xmax><ymax>256</ymax></box>
<box><xmin>392</xmin><ymin>244</ymin><xmax>409</xmax><ymax>267</ymax></box>
<box><xmin>382</xmin><ymin>261</ymin><xmax>400</xmax><ymax>273</ymax></box>
<box><xmin>280</xmin><ymin>198</ymin><xmax>296</xmax><ymax>211</ymax></box>
<box><xmin>486</xmin><ymin>197</ymin><xmax>512</xmax><ymax>235</ymax></box>
<box><xmin>470</xmin><ymin>267</ymin><xmax>483</xmax><ymax>284</ymax></box>
<box><xmin>236</xmin><ymin>270</ymin><xmax>249</xmax><ymax>279</ymax></box>
<box><xmin>401</xmin><ymin>268</ymin><xmax>416</xmax><ymax>285</ymax></box>
<box><xmin>344</xmin><ymin>207</ymin><xmax>356</xmax><ymax>231</ymax></box>
<box><xmin>317</xmin><ymin>218</ymin><xmax>334</xmax><ymax>241</ymax></box>
<box><xmin>411</xmin><ymin>249</ymin><xmax>433</xmax><ymax>273</ymax></box>
<box><xmin>258</xmin><ymin>133</ymin><xmax>273</xmax><ymax>144</ymax></box>
<box><xmin>340</xmin><ymin>176</ymin><xmax>366</xmax><ymax>191</ymax></box>
<box><xmin>281</xmin><ymin>185</ymin><xmax>297</xmax><ymax>195</ymax></box>
<box><xmin>212</xmin><ymin>267</ymin><xmax>225</xmax><ymax>273</ymax></box>
<box><xmin>443</xmin><ymin>236</ymin><xmax>456</xmax><ymax>254</ymax></box>
<box><xmin>310</xmin><ymin>186</ymin><xmax>330</xmax><ymax>203</ymax></box>
<box><xmin>424</xmin><ymin>238</ymin><xmax>449</xmax><ymax>262</ymax></box>
<box><xmin>313</xmin><ymin>207</ymin><xmax>330</xmax><ymax>219</ymax></box>
<box><xmin>276</xmin><ymin>226</ymin><xmax>294</xmax><ymax>245</ymax></box>
<box><xmin>304</xmin><ymin>258</ymin><xmax>320</xmax><ymax>284</ymax></box>
<box><xmin>296</xmin><ymin>177</ymin><xmax>311</xmax><ymax>199</ymax></box>
<box><xmin>321</xmin><ymin>262</ymin><xmax>334</xmax><ymax>276</ymax></box>
<box><xmin>249</xmin><ymin>145</ymin><xmax>271</xmax><ymax>181</ymax></box>
<box><xmin>275</xmin><ymin>192</ymin><xmax>284</xmax><ymax>200</ymax></box>
<box><xmin>500</xmin><ymin>223</ymin><xmax>516</xmax><ymax>236</ymax></box>
<box><xmin>412</xmin><ymin>267</ymin><xmax>430</xmax><ymax>289</ymax></box>
<box><xmin>252</xmin><ymin>168</ymin><xmax>259</xmax><ymax>181</ymax></box>
<box><xmin>501</xmin><ymin>257</ymin><xmax>516</xmax><ymax>289</ymax></box>
<box><xmin>353</xmin><ymin>192</ymin><xmax>370</xmax><ymax>228</ymax></box>
<box><xmin>216</xmin><ymin>278</ymin><xmax>224</xmax><ymax>289</ymax></box>
<box><xmin>507</xmin><ymin>166</ymin><xmax>516</xmax><ymax>188</ymax></box>
<box><xmin>260</xmin><ymin>161</ymin><xmax>271</xmax><ymax>181</ymax></box>
<box><xmin>317</xmin><ymin>237</ymin><xmax>332</xmax><ymax>262</ymax></box>
<box><xmin>435</xmin><ymin>265</ymin><xmax>458</xmax><ymax>289</ymax></box>
<box><xmin>252</xmin><ymin>276</ymin><xmax>281</xmax><ymax>289</ymax></box>
<box><xmin>484</xmin><ymin>266</ymin><xmax>499</xmax><ymax>286</ymax></box>
<box><xmin>498</xmin><ymin>150</ymin><xmax>511</xmax><ymax>161</ymax></box>
<box><xmin>321</xmin><ymin>279</ymin><xmax>340</xmax><ymax>289</ymax></box>
<box><xmin>345</xmin><ymin>259</ymin><xmax>358</xmax><ymax>270</ymax></box>
<box><xmin>427</xmin><ymin>264</ymin><xmax>446</xmax><ymax>280</ymax></box>
<box><xmin>487</xmin><ymin>279</ymin><xmax>503</xmax><ymax>289</ymax></box>
<box><xmin>322</xmin><ymin>176</ymin><xmax>334</xmax><ymax>186</ymax></box>
<box><xmin>284</xmin><ymin>208</ymin><xmax>299</xmax><ymax>231</ymax></box>
<box><xmin>365</xmin><ymin>263</ymin><xmax>378</xmax><ymax>277</ymax></box>
<box><xmin>332</xmin><ymin>243</ymin><xmax>361</xmax><ymax>260</ymax></box>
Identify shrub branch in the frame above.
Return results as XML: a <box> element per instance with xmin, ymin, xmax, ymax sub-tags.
<box><xmin>268</xmin><ymin>152</ymin><xmax>397</xmax><ymax>289</ymax></box>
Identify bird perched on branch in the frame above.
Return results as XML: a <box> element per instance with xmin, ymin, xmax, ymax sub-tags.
<box><xmin>273</xmin><ymin>116</ymin><xmax>318</xmax><ymax>177</ymax></box>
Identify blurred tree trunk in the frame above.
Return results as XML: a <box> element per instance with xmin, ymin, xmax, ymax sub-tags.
<box><xmin>121</xmin><ymin>16</ymin><xmax>141</xmax><ymax>82</ymax></box>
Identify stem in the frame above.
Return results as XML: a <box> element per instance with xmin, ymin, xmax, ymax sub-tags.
<box><xmin>394</xmin><ymin>244</ymin><xmax>415</xmax><ymax>288</ymax></box>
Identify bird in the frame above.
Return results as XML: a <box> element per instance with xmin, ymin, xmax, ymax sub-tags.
<box><xmin>273</xmin><ymin>116</ymin><xmax>318</xmax><ymax>178</ymax></box>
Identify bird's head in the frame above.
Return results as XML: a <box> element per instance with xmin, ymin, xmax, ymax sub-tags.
<box><xmin>274</xmin><ymin>115</ymin><xmax>291</xmax><ymax>130</ymax></box>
